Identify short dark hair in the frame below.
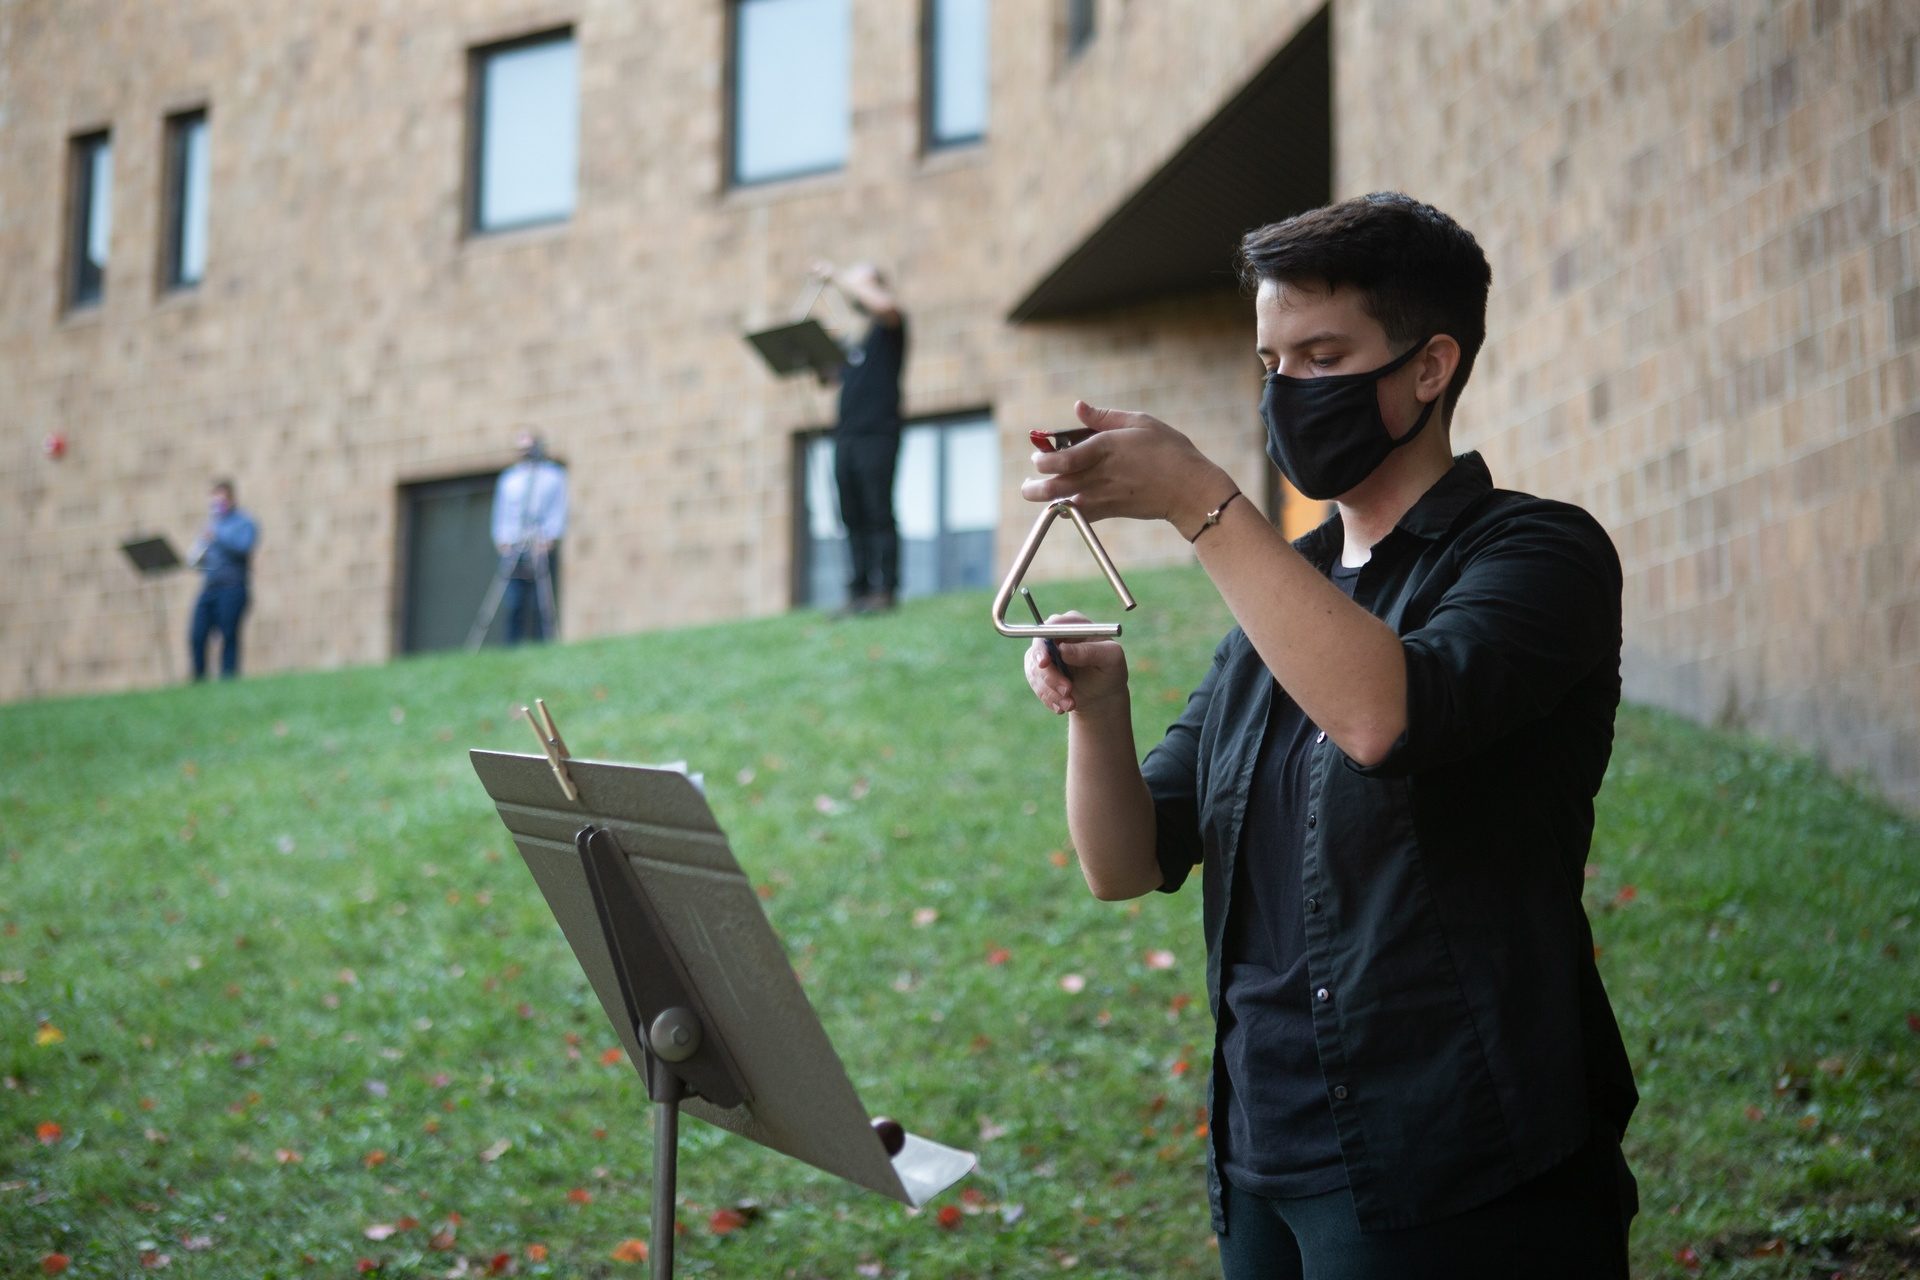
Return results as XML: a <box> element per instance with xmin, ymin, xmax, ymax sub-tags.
<box><xmin>1237</xmin><ymin>193</ymin><xmax>1492</xmax><ymax>421</ymax></box>
<box><xmin>211</xmin><ymin>478</ymin><xmax>235</xmax><ymax>499</ymax></box>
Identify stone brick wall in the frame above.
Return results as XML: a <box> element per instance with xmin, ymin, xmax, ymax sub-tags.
<box><xmin>2</xmin><ymin>0</ymin><xmax>1914</xmax><ymax>808</ymax></box>
<box><xmin>0</xmin><ymin>0</ymin><xmax>1279</xmax><ymax>698</ymax></box>
<box><xmin>1339</xmin><ymin>0</ymin><xmax>1920</xmax><ymax>809</ymax></box>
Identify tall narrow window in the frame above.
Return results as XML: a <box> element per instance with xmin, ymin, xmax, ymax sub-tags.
<box><xmin>1065</xmin><ymin>0</ymin><xmax>1096</xmax><ymax>59</ymax></box>
<box><xmin>926</xmin><ymin>0</ymin><xmax>989</xmax><ymax>148</ymax></box>
<box><xmin>731</xmin><ymin>0</ymin><xmax>850</xmax><ymax>185</ymax></box>
<box><xmin>470</xmin><ymin>30</ymin><xmax>578</xmax><ymax>233</ymax></box>
<box><xmin>67</xmin><ymin>131</ymin><xmax>112</xmax><ymax>309</ymax></box>
<box><xmin>162</xmin><ymin>109</ymin><xmax>210</xmax><ymax>290</ymax></box>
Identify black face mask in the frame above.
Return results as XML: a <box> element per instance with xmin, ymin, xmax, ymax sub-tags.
<box><xmin>1261</xmin><ymin>338</ymin><xmax>1438</xmax><ymax>500</ymax></box>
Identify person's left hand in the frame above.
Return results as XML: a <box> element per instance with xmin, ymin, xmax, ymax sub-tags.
<box><xmin>1020</xmin><ymin>401</ymin><xmax>1234</xmax><ymax>531</ymax></box>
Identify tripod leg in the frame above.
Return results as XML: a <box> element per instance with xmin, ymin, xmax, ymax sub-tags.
<box><xmin>534</xmin><ymin>546</ymin><xmax>559</xmax><ymax>642</ymax></box>
<box><xmin>465</xmin><ymin>554</ymin><xmax>515</xmax><ymax>652</ymax></box>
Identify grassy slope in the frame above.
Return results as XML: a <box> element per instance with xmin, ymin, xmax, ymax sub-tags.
<box><xmin>1</xmin><ymin>566</ymin><xmax>1915</xmax><ymax>1278</ymax></box>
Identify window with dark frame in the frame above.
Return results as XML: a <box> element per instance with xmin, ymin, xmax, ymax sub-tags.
<box><xmin>469</xmin><ymin>29</ymin><xmax>578</xmax><ymax>234</ymax></box>
<box><xmin>1065</xmin><ymin>0</ymin><xmax>1096</xmax><ymax>59</ymax></box>
<box><xmin>161</xmin><ymin>109</ymin><xmax>210</xmax><ymax>290</ymax></box>
<box><xmin>925</xmin><ymin>0</ymin><xmax>989</xmax><ymax>149</ymax></box>
<box><xmin>66</xmin><ymin>131</ymin><xmax>112</xmax><ymax>309</ymax></box>
<box><xmin>730</xmin><ymin>0</ymin><xmax>851</xmax><ymax>186</ymax></box>
<box><xmin>794</xmin><ymin>411</ymin><xmax>1000</xmax><ymax>609</ymax></box>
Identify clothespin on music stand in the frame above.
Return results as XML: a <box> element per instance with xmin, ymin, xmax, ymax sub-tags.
<box><xmin>522</xmin><ymin>698</ymin><xmax>580</xmax><ymax>803</ymax></box>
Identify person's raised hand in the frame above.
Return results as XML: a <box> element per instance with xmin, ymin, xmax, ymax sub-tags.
<box><xmin>1020</xmin><ymin>401</ymin><xmax>1234</xmax><ymax>534</ymax></box>
<box><xmin>1024</xmin><ymin>610</ymin><xmax>1128</xmax><ymax>716</ymax></box>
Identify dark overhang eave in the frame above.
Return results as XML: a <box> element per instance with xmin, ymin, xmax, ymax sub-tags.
<box><xmin>1009</xmin><ymin>7</ymin><xmax>1332</xmax><ymax>323</ymax></box>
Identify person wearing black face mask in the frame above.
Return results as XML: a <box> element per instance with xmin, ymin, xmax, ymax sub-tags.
<box><xmin>1018</xmin><ymin>194</ymin><xmax>1637</xmax><ymax>1278</ymax></box>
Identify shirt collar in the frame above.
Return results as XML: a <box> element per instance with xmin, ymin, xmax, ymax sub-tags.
<box><xmin>1293</xmin><ymin>452</ymin><xmax>1495</xmax><ymax>568</ymax></box>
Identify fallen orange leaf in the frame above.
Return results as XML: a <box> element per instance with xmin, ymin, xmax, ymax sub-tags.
<box><xmin>41</xmin><ymin>1256</ymin><xmax>69</xmax><ymax>1276</ymax></box>
<box><xmin>362</xmin><ymin>1149</ymin><xmax>387</xmax><ymax>1169</ymax></box>
<box><xmin>274</xmin><ymin>1148</ymin><xmax>302</xmax><ymax>1165</ymax></box>
<box><xmin>708</xmin><ymin>1208</ymin><xmax>748</xmax><ymax>1235</ymax></box>
<box><xmin>525</xmin><ymin>1244</ymin><xmax>548</xmax><ymax>1262</ymax></box>
<box><xmin>34</xmin><ymin>1022</ymin><xmax>64</xmax><ymax>1047</ymax></box>
<box><xmin>936</xmin><ymin>1204</ymin><xmax>963</xmax><ymax>1230</ymax></box>
<box><xmin>487</xmin><ymin>1253</ymin><xmax>514</xmax><ymax>1276</ymax></box>
<box><xmin>985</xmin><ymin>946</ymin><xmax>1011</xmax><ymax>966</ymax></box>
<box><xmin>600</xmin><ymin>1048</ymin><xmax>623</xmax><ymax>1066</ymax></box>
<box><xmin>611</xmin><ymin>1238</ymin><xmax>649</xmax><ymax>1263</ymax></box>
<box><xmin>36</xmin><ymin>1121</ymin><xmax>61</xmax><ymax>1144</ymax></box>
<box><xmin>566</xmin><ymin>1188</ymin><xmax>592</xmax><ymax>1205</ymax></box>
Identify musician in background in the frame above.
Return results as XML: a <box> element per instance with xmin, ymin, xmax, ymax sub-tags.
<box><xmin>187</xmin><ymin>478</ymin><xmax>259</xmax><ymax>680</ymax></box>
<box><xmin>490</xmin><ymin>432</ymin><xmax>568</xmax><ymax>644</ymax></box>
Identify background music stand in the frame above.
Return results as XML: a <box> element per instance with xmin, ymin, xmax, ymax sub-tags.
<box><xmin>120</xmin><ymin>535</ymin><xmax>184</xmax><ymax>684</ymax></box>
<box><xmin>470</xmin><ymin>746</ymin><xmax>974</xmax><ymax>1279</ymax></box>
<box><xmin>744</xmin><ymin>317</ymin><xmax>846</xmax><ymax>382</ymax></box>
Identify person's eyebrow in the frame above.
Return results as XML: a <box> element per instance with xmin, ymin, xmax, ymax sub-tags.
<box><xmin>1291</xmin><ymin>330</ymin><xmax>1351</xmax><ymax>349</ymax></box>
<box><xmin>1256</xmin><ymin>330</ymin><xmax>1352</xmax><ymax>359</ymax></box>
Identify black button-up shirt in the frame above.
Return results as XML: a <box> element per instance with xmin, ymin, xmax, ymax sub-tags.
<box><xmin>1141</xmin><ymin>453</ymin><xmax>1638</xmax><ymax>1233</ymax></box>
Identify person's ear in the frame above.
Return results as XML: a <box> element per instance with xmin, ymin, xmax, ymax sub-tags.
<box><xmin>1419</xmin><ymin>335</ymin><xmax>1460</xmax><ymax>405</ymax></box>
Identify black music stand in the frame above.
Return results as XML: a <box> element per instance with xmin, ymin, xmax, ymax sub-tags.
<box><xmin>745</xmin><ymin>317</ymin><xmax>847</xmax><ymax>383</ymax></box>
<box><xmin>470</xmin><ymin>721</ymin><xmax>973</xmax><ymax>1280</ymax></box>
<box><xmin>120</xmin><ymin>535</ymin><xmax>185</xmax><ymax>683</ymax></box>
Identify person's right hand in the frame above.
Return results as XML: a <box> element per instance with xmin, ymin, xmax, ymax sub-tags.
<box><xmin>1025</xmin><ymin>610</ymin><xmax>1128</xmax><ymax>716</ymax></box>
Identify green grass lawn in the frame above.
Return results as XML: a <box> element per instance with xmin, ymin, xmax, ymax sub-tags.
<box><xmin>2</xmin><ymin>566</ymin><xmax>1916</xmax><ymax>1278</ymax></box>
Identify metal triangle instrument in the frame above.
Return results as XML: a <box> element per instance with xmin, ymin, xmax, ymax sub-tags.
<box><xmin>990</xmin><ymin>498</ymin><xmax>1137</xmax><ymax>639</ymax></box>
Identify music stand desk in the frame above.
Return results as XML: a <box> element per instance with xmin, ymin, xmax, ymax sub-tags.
<box><xmin>120</xmin><ymin>536</ymin><xmax>183</xmax><ymax>575</ymax></box>
<box><xmin>745</xmin><ymin>318</ymin><xmax>846</xmax><ymax>381</ymax></box>
<box><xmin>470</xmin><ymin>748</ymin><xmax>973</xmax><ymax>1276</ymax></box>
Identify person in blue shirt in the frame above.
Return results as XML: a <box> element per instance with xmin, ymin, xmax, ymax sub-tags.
<box><xmin>187</xmin><ymin>478</ymin><xmax>259</xmax><ymax>680</ymax></box>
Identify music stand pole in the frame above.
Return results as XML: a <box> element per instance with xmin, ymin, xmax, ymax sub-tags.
<box><xmin>649</xmin><ymin>1060</ymin><xmax>685</xmax><ymax>1280</ymax></box>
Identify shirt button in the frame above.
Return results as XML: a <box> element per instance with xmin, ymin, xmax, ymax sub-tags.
<box><xmin>1315</xmin><ymin>987</ymin><xmax>1331</xmax><ymax>1003</ymax></box>
<box><xmin>1305</xmin><ymin>897</ymin><xmax>1319</xmax><ymax>913</ymax></box>
<box><xmin>1332</xmin><ymin>1085</ymin><xmax>1349</xmax><ymax>1101</ymax></box>
<box><xmin>1315</xmin><ymin>730</ymin><xmax>1327</xmax><ymax>744</ymax></box>
<box><xmin>1305</xmin><ymin>812</ymin><xmax>1317</xmax><ymax>830</ymax></box>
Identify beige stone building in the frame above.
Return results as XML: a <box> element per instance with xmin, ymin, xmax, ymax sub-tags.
<box><xmin>2</xmin><ymin>0</ymin><xmax>1915</xmax><ymax>808</ymax></box>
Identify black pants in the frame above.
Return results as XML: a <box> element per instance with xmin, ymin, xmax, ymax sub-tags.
<box><xmin>1218</xmin><ymin>1129</ymin><xmax>1635</xmax><ymax>1280</ymax></box>
<box><xmin>189</xmin><ymin>581</ymin><xmax>249</xmax><ymax>680</ymax></box>
<box><xmin>834</xmin><ymin>432</ymin><xmax>900</xmax><ymax>598</ymax></box>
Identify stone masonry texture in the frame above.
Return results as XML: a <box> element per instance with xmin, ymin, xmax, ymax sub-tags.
<box><xmin>1</xmin><ymin>0</ymin><xmax>1915</xmax><ymax>810</ymax></box>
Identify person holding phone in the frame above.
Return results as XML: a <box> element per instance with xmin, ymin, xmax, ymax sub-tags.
<box><xmin>813</xmin><ymin>260</ymin><xmax>907</xmax><ymax>615</ymax></box>
<box><xmin>1019</xmin><ymin>194</ymin><xmax>1638</xmax><ymax>1277</ymax></box>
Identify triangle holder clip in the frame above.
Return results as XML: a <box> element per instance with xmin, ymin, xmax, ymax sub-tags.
<box><xmin>991</xmin><ymin>499</ymin><xmax>1138</xmax><ymax>639</ymax></box>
